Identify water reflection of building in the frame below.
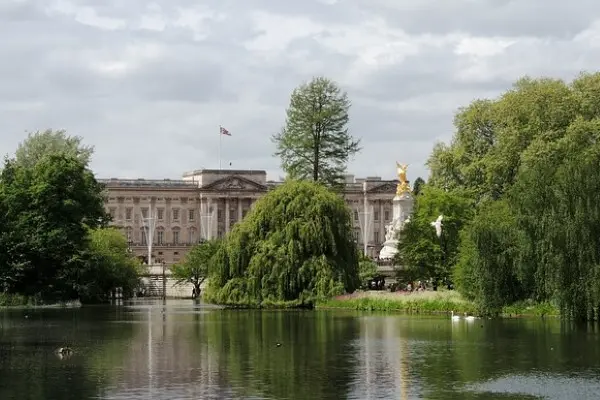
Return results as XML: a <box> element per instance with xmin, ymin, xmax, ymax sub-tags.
<box><xmin>100</xmin><ymin>305</ymin><xmax>231</xmax><ymax>399</ymax></box>
<box><xmin>352</xmin><ymin>316</ymin><xmax>409</xmax><ymax>399</ymax></box>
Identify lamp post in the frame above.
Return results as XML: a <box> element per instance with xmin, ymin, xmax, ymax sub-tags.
<box><xmin>162</xmin><ymin>261</ymin><xmax>166</xmax><ymax>303</ymax></box>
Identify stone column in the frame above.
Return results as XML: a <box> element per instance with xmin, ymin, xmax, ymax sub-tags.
<box><xmin>207</xmin><ymin>197</ymin><xmax>214</xmax><ymax>240</ymax></box>
<box><xmin>225</xmin><ymin>197</ymin><xmax>230</xmax><ymax>233</ymax></box>
<box><xmin>379</xmin><ymin>200</ymin><xmax>385</xmax><ymax>241</ymax></box>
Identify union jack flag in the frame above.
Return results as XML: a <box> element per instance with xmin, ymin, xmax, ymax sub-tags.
<box><xmin>219</xmin><ymin>126</ymin><xmax>231</xmax><ymax>136</ymax></box>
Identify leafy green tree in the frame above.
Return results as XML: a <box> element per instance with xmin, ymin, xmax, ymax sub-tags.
<box><xmin>428</xmin><ymin>78</ymin><xmax>576</xmax><ymax>201</ymax></box>
<box><xmin>171</xmin><ymin>239</ymin><xmax>221</xmax><ymax>297</ymax></box>
<box><xmin>0</xmin><ymin>154</ymin><xmax>107</xmax><ymax>301</ymax></box>
<box><xmin>412</xmin><ymin>177</ymin><xmax>425</xmax><ymax>195</ymax></box>
<box><xmin>394</xmin><ymin>186</ymin><xmax>475</xmax><ymax>283</ymax></box>
<box><xmin>453</xmin><ymin>200</ymin><xmax>527</xmax><ymax>314</ymax></box>
<box><xmin>358</xmin><ymin>254</ymin><xmax>378</xmax><ymax>284</ymax></box>
<box><xmin>204</xmin><ymin>180</ymin><xmax>359</xmax><ymax>307</ymax></box>
<box><xmin>509</xmin><ymin>117</ymin><xmax>600</xmax><ymax>321</ymax></box>
<box><xmin>272</xmin><ymin>76</ymin><xmax>361</xmax><ymax>187</ymax></box>
<box><xmin>14</xmin><ymin>129</ymin><xmax>94</xmax><ymax>168</ymax></box>
<box><xmin>77</xmin><ymin>227</ymin><xmax>142</xmax><ymax>302</ymax></box>
<box><xmin>427</xmin><ymin>72</ymin><xmax>600</xmax><ymax>321</ymax></box>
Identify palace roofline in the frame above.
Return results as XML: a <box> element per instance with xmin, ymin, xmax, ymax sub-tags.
<box><xmin>182</xmin><ymin>169</ymin><xmax>267</xmax><ymax>177</ymax></box>
<box><xmin>97</xmin><ymin>170</ymin><xmax>399</xmax><ymax>190</ymax></box>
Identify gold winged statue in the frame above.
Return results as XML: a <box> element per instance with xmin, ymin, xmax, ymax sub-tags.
<box><xmin>395</xmin><ymin>162</ymin><xmax>411</xmax><ymax>195</ymax></box>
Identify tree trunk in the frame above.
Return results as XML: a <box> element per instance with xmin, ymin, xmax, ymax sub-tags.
<box><xmin>313</xmin><ymin>146</ymin><xmax>319</xmax><ymax>181</ymax></box>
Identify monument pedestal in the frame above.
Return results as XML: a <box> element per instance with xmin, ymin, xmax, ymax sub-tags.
<box><xmin>379</xmin><ymin>238</ymin><xmax>399</xmax><ymax>260</ymax></box>
<box><xmin>378</xmin><ymin>192</ymin><xmax>414</xmax><ymax>260</ymax></box>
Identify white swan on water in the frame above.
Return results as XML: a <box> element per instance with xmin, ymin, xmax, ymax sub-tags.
<box><xmin>450</xmin><ymin>311</ymin><xmax>461</xmax><ymax>321</ymax></box>
<box><xmin>464</xmin><ymin>313</ymin><xmax>476</xmax><ymax>321</ymax></box>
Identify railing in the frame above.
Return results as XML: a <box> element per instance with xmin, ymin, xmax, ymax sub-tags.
<box><xmin>98</xmin><ymin>178</ymin><xmax>198</xmax><ymax>188</ymax></box>
<box><xmin>128</xmin><ymin>242</ymin><xmax>197</xmax><ymax>247</ymax></box>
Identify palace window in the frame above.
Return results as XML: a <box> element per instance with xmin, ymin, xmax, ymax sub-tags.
<box><xmin>384</xmin><ymin>210</ymin><xmax>390</xmax><ymax>221</ymax></box>
<box><xmin>125</xmin><ymin>227</ymin><xmax>133</xmax><ymax>243</ymax></box>
<box><xmin>125</xmin><ymin>207</ymin><xmax>132</xmax><ymax>221</ymax></box>
<box><xmin>188</xmin><ymin>209</ymin><xmax>195</xmax><ymax>221</ymax></box>
<box><xmin>188</xmin><ymin>228</ymin><xmax>195</xmax><ymax>243</ymax></box>
<box><xmin>374</xmin><ymin>231</ymin><xmax>379</xmax><ymax>243</ymax></box>
<box><xmin>141</xmin><ymin>230</ymin><xmax>147</xmax><ymax>245</ymax></box>
<box><xmin>157</xmin><ymin>230</ymin><xmax>164</xmax><ymax>245</ymax></box>
<box><xmin>354</xmin><ymin>210</ymin><xmax>359</xmax><ymax>221</ymax></box>
<box><xmin>374</xmin><ymin>211</ymin><xmax>379</xmax><ymax>221</ymax></box>
<box><xmin>142</xmin><ymin>208</ymin><xmax>148</xmax><ymax>218</ymax></box>
<box><xmin>109</xmin><ymin>208</ymin><xmax>116</xmax><ymax>218</ymax></box>
<box><xmin>157</xmin><ymin>208</ymin><xmax>164</xmax><ymax>220</ymax></box>
<box><xmin>172</xmin><ymin>208</ymin><xmax>179</xmax><ymax>221</ymax></box>
<box><xmin>173</xmin><ymin>230</ymin><xmax>179</xmax><ymax>245</ymax></box>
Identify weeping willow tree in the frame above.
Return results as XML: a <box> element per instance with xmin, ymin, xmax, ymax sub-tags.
<box><xmin>418</xmin><ymin>73</ymin><xmax>600</xmax><ymax>321</ymax></box>
<box><xmin>509</xmin><ymin>118</ymin><xmax>600</xmax><ymax>322</ymax></box>
<box><xmin>203</xmin><ymin>180</ymin><xmax>359</xmax><ymax>307</ymax></box>
<box><xmin>453</xmin><ymin>200</ymin><xmax>527</xmax><ymax>314</ymax></box>
<box><xmin>453</xmin><ymin>117</ymin><xmax>600</xmax><ymax>320</ymax></box>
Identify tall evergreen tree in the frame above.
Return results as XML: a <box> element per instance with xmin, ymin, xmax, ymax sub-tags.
<box><xmin>273</xmin><ymin>76</ymin><xmax>361</xmax><ymax>187</ymax></box>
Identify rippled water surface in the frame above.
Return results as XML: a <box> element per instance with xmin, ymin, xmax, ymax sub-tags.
<box><xmin>1</xmin><ymin>299</ymin><xmax>599</xmax><ymax>399</ymax></box>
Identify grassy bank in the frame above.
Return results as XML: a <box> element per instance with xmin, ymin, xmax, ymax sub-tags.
<box><xmin>317</xmin><ymin>291</ymin><xmax>559</xmax><ymax>317</ymax></box>
<box><xmin>0</xmin><ymin>293</ymin><xmax>38</xmax><ymax>307</ymax></box>
<box><xmin>0</xmin><ymin>293</ymin><xmax>82</xmax><ymax>308</ymax></box>
<box><xmin>317</xmin><ymin>290</ymin><xmax>475</xmax><ymax>314</ymax></box>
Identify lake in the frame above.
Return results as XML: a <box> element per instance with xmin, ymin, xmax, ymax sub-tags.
<box><xmin>1</xmin><ymin>299</ymin><xmax>599</xmax><ymax>400</ymax></box>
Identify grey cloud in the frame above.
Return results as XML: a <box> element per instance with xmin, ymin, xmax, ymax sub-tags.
<box><xmin>0</xmin><ymin>0</ymin><xmax>48</xmax><ymax>22</ymax></box>
<box><xmin>370</xmin><ymin>0</ymin><xmax>600</xmax><ymax>38</ymax></box>
<box><xmin>348</xmin><ymin>51</ymin><xmax>513</xmax><ymax>104</ymax></box>
<box><xmin>123</xmin><ymin>50</ymin><xmax>234</xmax><ymax>103</ymax></box>
<box><xmin>350</xmin><ymin>98</ymin><xmax>454</xmax><ymax>145</ymax></box>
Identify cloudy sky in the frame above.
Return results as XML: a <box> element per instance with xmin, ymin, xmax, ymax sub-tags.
<box><xmin>1</xmin><ymin>0</ymin><xmax>600</xmax><ymax>182</ymax></box>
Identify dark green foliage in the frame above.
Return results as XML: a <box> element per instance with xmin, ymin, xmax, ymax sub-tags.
<box><xmin>394</xmin><ymin>186</ymin><xmax>475</xmax><ymax>283</ymax></box>
<box><xmin>508</xmin><ymin>117</ymin><xmax>600</xmax><ymax>321</ymax></box>
<box><xmin>204</xmin><ymin>180</ymin><xmax>359</xmax><ymax>307</ymax></box>
<box><xmin>423</xmin><ymin>72</ymin><xmax>600</xmax><ymax>321</ymax></box>
<box><xmin>454</xmin><ymin>200</ymin><xmax>527</xmax><ymax>313</ymax></box>
<box><xmin>272</xmin><ymin>76</ymin><xmax>361</xmax><ymax>188</ymax></box>
<box><xmin>412</xmin><ymin>177</ymin><xmax>425</xmax><ymax>196</ymax></box>
<box><xmin>0</xmin><ymin>155</ymin><xmax>107</xmax><ymax>301</ymax></box>
<box><xmin>171</xmin><ymin>239</ymin><xmax>221</xmax><ymax>296</ymax></box>
<box><xmin>0</xmin><ymin>131</ymin><xmax>138</xmax><ymax>304</ymax></box>
<box><xmin>76</xmin><ymin>227</ymin><xmax>142</xmax><ymax>303</ymax></box>
<box><xmin>358</xmin><ymin>254</ymin><xmax>378</xmax><ymax>283</ymax></box>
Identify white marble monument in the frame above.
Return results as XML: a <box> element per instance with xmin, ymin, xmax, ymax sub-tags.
<box><xmin>379</xmin><ymin>163</ymin><xmax>414</xmax><ymax>260</ymax></box>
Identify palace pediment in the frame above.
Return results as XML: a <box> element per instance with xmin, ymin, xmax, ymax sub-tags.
<box><xmin>201</xmin><ymin>175</ymin><xmax>268</xmax><ymax>192</ymax></box>
<box><xmin>367</xmin><ymin>181</ymin><xmax>399</xmax><ymax>194</ymax></box>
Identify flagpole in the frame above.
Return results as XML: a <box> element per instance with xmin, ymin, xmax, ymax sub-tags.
<box><xmin>218</xmin><ymin>125</ymin><xmax>222</xmax><ymax>171</ymax></box>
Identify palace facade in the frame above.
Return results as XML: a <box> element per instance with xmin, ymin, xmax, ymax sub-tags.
<box><xmin>100</xmin><ymin>169</ymin><xmax>398</xmax><ymax>265</ymax></box>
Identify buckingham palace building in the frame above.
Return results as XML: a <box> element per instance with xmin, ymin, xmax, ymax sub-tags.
<box><xmin>99</xmin><ymin>169</ymin><xmax>399</xmax><ymax>265</ymax></box>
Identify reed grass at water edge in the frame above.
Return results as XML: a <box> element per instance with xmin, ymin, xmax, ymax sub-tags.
<box><xmin>317</xmin><ymin>290</ymin><xmax>559</xmax><ymax>317</ymax></box>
